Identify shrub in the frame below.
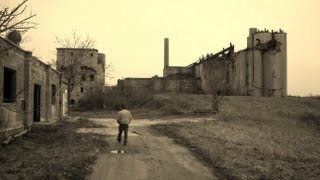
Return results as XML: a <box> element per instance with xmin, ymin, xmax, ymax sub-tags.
<box><xmin>78</xmin><ymin>88</ymin><xmax>105</xmax><ymax>110</ymax></box>
<box><xmin>101</xmin><ymin>87</ymin><xmax>154</xmax><ymax>110</ymax></box>
<box><xmin>299</xmin><ymin>111</ymin><xmax>320</xmax><ymax>128</ymax></box>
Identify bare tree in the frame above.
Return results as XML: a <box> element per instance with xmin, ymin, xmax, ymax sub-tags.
<box><xmin>0</xmin><ymin>0</ymin><xmax>36</xmax><ymax>35</ymax></box>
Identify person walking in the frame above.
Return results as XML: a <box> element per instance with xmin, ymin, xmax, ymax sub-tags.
<box><xmin>117</xmin><ymin>105</ymin><xmax>132</xmax><ymax>145</ymax></box>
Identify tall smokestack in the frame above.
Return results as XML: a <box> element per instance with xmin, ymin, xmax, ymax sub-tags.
<box><xmin>164</xmin><ymin>38</ymin><xmax>169</xmax><ymax>67</ymax></box>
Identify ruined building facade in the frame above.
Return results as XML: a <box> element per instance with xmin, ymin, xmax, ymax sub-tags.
<box><xmin>0</xmin><ymin>35</ymin><xmax>68</xmax><ymax>137</ymax></box>
<box><xmin>119</xmin><ymin>28</ymin><xmax>287</xmax><ymax>97</ymax></box>
<box><xmin>56</xmin><ymin>48</ymin><xmax>106</xmax><ymax>107</ymax></box>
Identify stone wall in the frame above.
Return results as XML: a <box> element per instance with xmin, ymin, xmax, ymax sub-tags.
<box><xmin>0</xmin><ymin>39</ymin><xmax>28</xmax><ymax>133</ymax></box>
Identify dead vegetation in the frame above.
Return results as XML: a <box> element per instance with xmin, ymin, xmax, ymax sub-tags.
<box><xmin>152</xmin><ymin>95</ymin><xmax>320</xmax><ymax>179</ymax></box>
<box><xmin>0</xmin><ymin>118</ymin><xmax>108</xmax><ymax>179</ymax></box>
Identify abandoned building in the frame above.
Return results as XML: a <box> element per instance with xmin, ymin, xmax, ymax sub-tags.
<box><xmin>0</xmin><ymin>32</ymin><xmax>68</xmax><ymax>138</ymax></box>
<box><xmin>56</xmin><ymin>48</ymin><xmax>106</xmax><ymax>107</ymax></box>
<box><xmin>118</xmin><ymin>28</ymin><xmax>287</xmax><ymax>97</ymax></box>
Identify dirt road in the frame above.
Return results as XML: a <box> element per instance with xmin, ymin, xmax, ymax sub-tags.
<box><xmin>81</xmin><ymin>118</ymin><xmax>217</xmax><ymax>180</ymax></box>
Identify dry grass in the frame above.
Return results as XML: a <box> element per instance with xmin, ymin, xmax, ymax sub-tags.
<box><xmin>153</xmin><ymin>96</ymin><xmax>320</xmax><ymax>179</ymax></box>
<box><xmin>0</xmin><ymin>118</ymin><xmax>108</xmax><ymax>179</ymax></box>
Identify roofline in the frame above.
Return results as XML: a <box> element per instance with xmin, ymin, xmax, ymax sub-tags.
<box><xmin>56</xmin><ymin>47</ymin><xmax>98</xmax><ymax>51</ymax></box>
<box><xmin>122</xmin><ymin>77</ymin><xmax>152</xmax><ymax>80</ymax></box>
<box><xmin>0</xmin><ymin>36</ymin><xmax>32</xmax><ymax>54</ymax></box>
<box><xmin>0</xmin><ymin>36</ymin><xmax>69</xmax><ymax>79</ymax></box>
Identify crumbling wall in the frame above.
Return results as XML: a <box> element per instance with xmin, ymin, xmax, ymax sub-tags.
<box><xmin>118</xmin><ymin>77</ymin><xmax>201</xmax><ymax>94</ymax></box>
<box><xmin>153</xmin><ymin>77</ymin><xmax>201</xmax><ymax>93</ymax></box>
<box><xmin>163</xmin><ymin>66</ymin><xmax>194</xmax><ymax>77</ymax></box>
<box><xmin>119</xmin><ymin>78</ymin><xmax>153</xmax><ymax>91</ymax></box>
<box><xmin>0</xmin><ymin>41</ymin><xmax>27</xmax><ymax>134</ymax></box>
<box><xmin>194</xmin><ymin>58</ymin><xmax>236</xmax><ymax>95</ymax></box>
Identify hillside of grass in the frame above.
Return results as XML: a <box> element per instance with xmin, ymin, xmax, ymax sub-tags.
<box><xmin>152</xmin><ymin>95</ymin><xmax>320</xmax><ymax>179</ymax></box>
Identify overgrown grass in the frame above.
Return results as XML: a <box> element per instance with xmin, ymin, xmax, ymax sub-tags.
<box><xmin>0</xmin><ymin>118</ymin><xmax>108</xmax><ymax>179</ymax></box>
<box><xmin>152</xmin><ymin>96</ymin><xmax>320</xmax><ymax>179</ymax></box>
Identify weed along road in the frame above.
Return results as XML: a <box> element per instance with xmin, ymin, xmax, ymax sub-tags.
<box><xmin>80</xmin><ymin>118</ymin><xmax>217</xmax><ymax>180</ymax></box>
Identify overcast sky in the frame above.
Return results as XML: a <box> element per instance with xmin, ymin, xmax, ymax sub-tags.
<box><xmin>4</xmin><ymin>0</ymin><xmax>320</xmax><ymax>95</ymax></box>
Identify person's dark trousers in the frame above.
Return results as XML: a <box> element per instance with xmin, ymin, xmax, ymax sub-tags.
<box><xmin>117</xmin><ymin>124</ymin><xmax>129</xmax><ymax>145</ymax></box>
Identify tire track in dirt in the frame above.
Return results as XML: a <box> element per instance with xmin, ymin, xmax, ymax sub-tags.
<box><xmin>86</xmin><ymin>118</ymin><xmax>217</xmax><ymax>180</ymax></box>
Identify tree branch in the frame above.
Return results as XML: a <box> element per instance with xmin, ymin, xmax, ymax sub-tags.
<box><xmin>0</xmin><ymin>0</ymin><xmax>36</xmax><ymax>35</ymax></box>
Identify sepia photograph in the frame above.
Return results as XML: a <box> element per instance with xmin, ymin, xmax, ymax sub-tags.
<box><xmin>0</xmin><ymin>0</ymin><xmax>319</xmax><ymax>179</ymax></box>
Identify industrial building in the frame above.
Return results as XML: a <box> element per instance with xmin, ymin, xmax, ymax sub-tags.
<box><xmin>0</xmin><ymin>32</ymin><xmax>68</xmax><ymax>138</ymax></box>
<box><xmin>56</xmin><ymin>48</ymin><xmax>106</xmax><ymax>107</ymax></box>
<box><xmin>119</xmin><ymin>28</ymin><xmax>287</xmax><ymax>97</ymax></box>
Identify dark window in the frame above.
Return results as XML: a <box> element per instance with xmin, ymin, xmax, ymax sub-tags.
<box><xmin>81</xmin><ymin>74</ymin><xmax>86</xmax><ymax>81</ymax></box>
<box><xmin>97</xmin><ymin>58</ymin><xmax>102</xmax><ymax>64</ymax></box>
<box><xmin>51</xmin><ymin>84</ymin><xmax>56</xmax><ymax>105</ymax></box>
<box><xmin>81</xmin><ymin>87</ymin><xmax>84</xmax><ymax>93</ymax></box>
<box><xmin>3</xmin><ymin>67</ymin><xmax>16</xmax><ymax>103</ymax></box>
<box><xmin>90</xmin><ymin>75</ymin><xmax>94</xmax><ymax>81</ymax></box>
<box><xmin>70</xmin><ymin>99</ymin><xmax>75</xmax><ymax>105</ymax></box>
<box><xmin>90</xmin><ymin>53</ymin><xmax>93</xmax><ymax>57</ymax></box>
<box><xmin>71</xmin><ymin>52</ymin><xmax>74</xmax><ymax>56</ymax></box>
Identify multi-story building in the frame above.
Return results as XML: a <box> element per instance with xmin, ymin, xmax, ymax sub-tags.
<box><xmin>56</xmin><ymin>48</ymin><xmax>106</xmax><ymax>106</ymax></box>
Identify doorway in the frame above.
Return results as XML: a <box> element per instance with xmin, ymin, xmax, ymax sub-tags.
<box><xmin>33</xmin><ymin>84</ymin><xmax>41</xmax><ymax>122</ymax></box>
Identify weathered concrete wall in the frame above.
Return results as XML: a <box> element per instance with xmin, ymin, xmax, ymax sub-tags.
<box><xmin>0</xmin><ymin>40</ymin><xmax>27</xmax><ymax>133</ymax></box>
<box><xmin>253</xmin><ymin>50</ymin><xmax>262</xmax><ymax>96</ymax></box>
<box><xmin>262</xmin><ymin>51</ymin><xmax>282</xmax><ymax>97</ymax></box>
<box><xmin>274</xmin><ymin>33</ymin><xmax>287</xmax><ymax>97</ymax></box>
<box><xmin>118</xmin><ymin>77</ymin><xmax>201</xmax><ymax>94</ymax></box>
<box><xmin>194</xmin><ymin>58</ymin><xmax>236</xmax><ymax>95</ymax></box>
<box><xmin>163</xmin><ymin>66</ymin><xmax>193</xmax><ymax>77</ymax></box>
<box><xmin>153</xmin><ymin>77</ymin><xmax>201</xmax><ymax>93</ymax></box>
<box><xmin>120</xmin><ymin>78</ymin><xmax>153</xmax><ymax>90</ymax></box>
<box><xmin>235</xmin><ymin>50</ymin><xmax>247</xmax><ymax>95</ymax></box>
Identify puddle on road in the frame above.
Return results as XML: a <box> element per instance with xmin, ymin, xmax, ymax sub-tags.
<box><xmin>110</xmin><ymin>150</ymin><xmax>125</xmax><ymax>154</ymax></box>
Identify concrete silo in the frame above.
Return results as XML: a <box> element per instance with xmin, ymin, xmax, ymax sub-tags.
<box><xmin>235</xmin><ymin>50</ymin><xmax>247</xmax><ymax>95</ymax></box>
<box><xmin>274</xmin><ymin>31</ymin><xmax>287</xmax><ymax>97</ymax></box>
<box><xmin>253</xmin><ymin>49</ymin><xmax>263</xmax><ymax>96</ymax></box>
<box><xmin>262</xmin><ymin>49</ymin><xmax>282</xmax><ymax>97</ymax></box>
